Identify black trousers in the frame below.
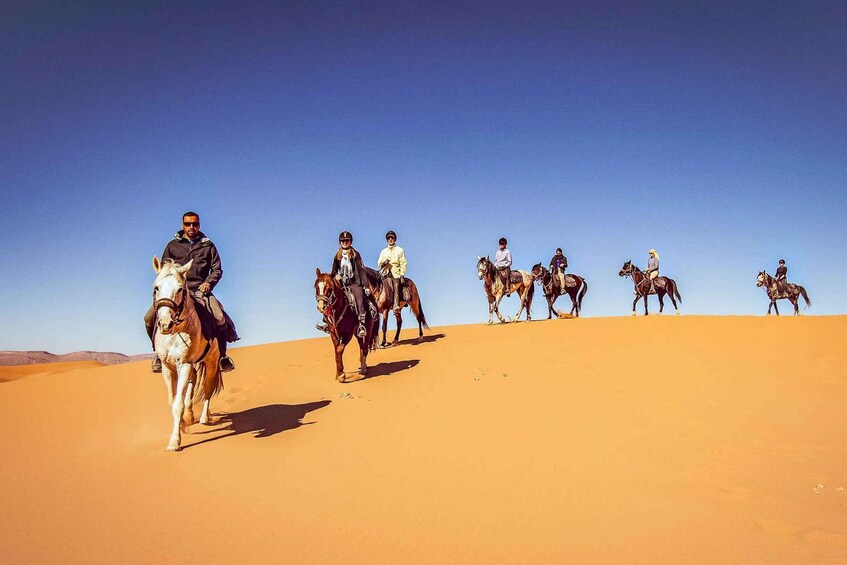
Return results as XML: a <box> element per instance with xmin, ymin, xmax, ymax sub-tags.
<box><xmin>344</xmin><ymin>283</ymin><xmax>367</xmax><ymax>320</ymax></box>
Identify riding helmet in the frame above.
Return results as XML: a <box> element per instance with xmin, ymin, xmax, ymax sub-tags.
<box><xmin>499</xmin><ymin>237</ymin><xmax>507</xmax><ymax>245</ymax></box>
<box><xmin>779</xmin><ymin>259</ymin><xmax>785</xmax><ymax>264</ymax></box>
<box><xmin>338</xmin><ymin>231</ymin><xmax>353</xmax><ymax>242</ymax></box>
<box><xmin>385</xmin><ymin>230</ymin><xmax>397</xmax><ymax>240</ymax></box>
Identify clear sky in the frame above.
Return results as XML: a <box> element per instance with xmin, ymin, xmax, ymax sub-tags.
<box><xmin>1</xmin><ymin>1</ymin><xmax>845</xmax><ymax>354</ymax></box>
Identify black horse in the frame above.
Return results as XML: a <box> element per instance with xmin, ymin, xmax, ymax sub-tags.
<box><xmin>530</xmin><ymin>264</ymin><xmax>588</xmax><ymax>319</ymax></box>
<box><xmin>618</xmin><ymin>261</ymin><xmax>682</xmax><ymax>316</ymax></box>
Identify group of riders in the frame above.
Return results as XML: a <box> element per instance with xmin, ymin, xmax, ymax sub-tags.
<box><xmin>145</xmin><ymin>212</ymin><xmax>797</xmax><ymax>373</ymax></box>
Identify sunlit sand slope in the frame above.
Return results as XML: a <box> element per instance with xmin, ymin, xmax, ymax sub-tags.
<box><xmin>0</xmin><ymin>316</ymin><xmax>845</xmax><ymax>563</ymax></box>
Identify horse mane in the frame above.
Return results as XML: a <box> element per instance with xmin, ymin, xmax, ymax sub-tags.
<box><xmin>156</xmin><ymin>259</ymin><xmax>187</xmax><ymax>284</ymax></box>
<box><xmin>363</xmin><ymin>267</ymin><xmax>383</xmax><ymax>291</ymax></box>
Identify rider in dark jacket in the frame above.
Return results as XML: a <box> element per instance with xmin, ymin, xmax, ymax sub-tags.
<box><xmin>775</xmin><ymin>259</ymin><xmax>788</xmax><ymax>296</ymax></box>
<box><xmin>330</xmin><ymin>231</ymin><xmax>370</xmax><ymax>338</ymax></box>
<box><xmin>144</xmin><ymin>212</ymin><xmax>239</xmax><ymax>373</ymax></box>
<box><xmin>548</xmin><ymin>248</ymin><xmax>568</xmax><ymax>294</ymax></box>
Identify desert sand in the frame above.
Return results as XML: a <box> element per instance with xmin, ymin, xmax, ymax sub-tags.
<box><xmin>0</xmin><ymin>316</ymin><xmax>845</xmax><ymax>564</ymax></box>
<box><xmin>0</xmin><ymin>360</ymin><xmax>104</xmax><ymax>383</ymax></box>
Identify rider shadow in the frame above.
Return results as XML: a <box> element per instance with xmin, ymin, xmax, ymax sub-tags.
<box><xmin>345</xmin><ymin>359</ymin><xmax>420</xmax><ymax>383</ymax></box>
<box><xmin>183</xmin><ymin>400</ymin><xmax>331</xmax><ymax>449</ymax></box>
<box><xmin>395</xmin><ymin>333</ymin><xmax>445</xmax><ymax>346</ymax></box>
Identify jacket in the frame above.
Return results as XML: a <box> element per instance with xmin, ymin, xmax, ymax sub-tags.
<box><xmin>162</xmin><ymin>230</ymin><xmax>222</xmax><ymax>292</ymax></box>
<box><xmin>331</xmin><ymin>247</ymin><xmax>367</xmax><ymax>287</ymax></box>
<box><xmin>549</xmin><ymin>254</ymin><xmax>568</xmax><ymax>272</ymax></box>
<box><xmin>377</xmin><ymin>244</ymin><xmax>407</xmax><ymax>277</ymax></box>
<box><xmin>776</xmin><ymin>265</ymin><xmax>787</xmax><ymax>280</ymax></box>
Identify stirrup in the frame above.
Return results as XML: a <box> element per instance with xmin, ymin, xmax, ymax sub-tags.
<box><xmin>151</xmin><ymin>357</ymin><xmax>162</xmax><ymax>373</ymax></box>
<box><xmin>315</xmin><ymin>323</ymin><xmax>329</xmax><ymax>333</ymax></box>
<box><xmin>219</xmin><ymin>356</ymin><xmax>235</xmax><ymax>372</ymax></box>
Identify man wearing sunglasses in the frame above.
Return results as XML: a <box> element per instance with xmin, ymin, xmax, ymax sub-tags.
<box><xmin>144</xmin><ymin>211</ymin><xmax>239</xmax><ymax>373</ymax></box>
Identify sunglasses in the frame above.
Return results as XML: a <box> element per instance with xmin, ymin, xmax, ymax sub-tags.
<box><xmin>339</xmin><ymin>239</ymin><xmax>352</xmax><ymax>243</ymax></box>
<box><xmin>183</xmin><ymin>221</ymin><xmax>199</xmax><ymax>227</ymax></box>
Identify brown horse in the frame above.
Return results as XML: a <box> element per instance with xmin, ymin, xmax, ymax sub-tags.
<box><xmin>314</xmin><ymin>269</ymin><xmax>379</xmax><ymax>382</ymax></box>
<box><xmin>530</xmin><ymin>263</ymin><xmax>588</xmax><ymax>319</ymax></box>
<box><xmin>618</xmin><ymin>260</ymin><xmax>682</xmax><ymax>316</ymax></box>
<box><xmin>756</xmin><ymin>271</ymin><xmax>811</xmax><ymax>316</ymax></box>
<box><xmin>364</xmin><ymin>265</ymin><xmax>429</xmax><ymax>348</ymax></box>
<box><xmin>476</xmin><ymin>256</ymin><xmax>534</xmax><ymax>324</ymax></box>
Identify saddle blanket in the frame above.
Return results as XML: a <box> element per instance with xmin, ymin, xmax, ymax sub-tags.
<box><xmin>509</xmin><ymin>271</ymin><xmax>524</xmax><ymax>284</ymax></box>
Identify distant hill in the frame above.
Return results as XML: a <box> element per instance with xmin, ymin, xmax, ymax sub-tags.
<box><xmin>0</xmin><ymin>350</ymin><xmax>155</xmax><ymax>366</ymax></box>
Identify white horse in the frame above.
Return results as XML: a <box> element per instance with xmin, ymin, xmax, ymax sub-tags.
<box><xmin>152</xmin><ymin>256</ymin><xmax>223</xmax><ymax>451</ymax></box>
<box><xmin>476</xmin><ymin>256</ymin><xmax>535</xmax><ymax>324</ymax></box>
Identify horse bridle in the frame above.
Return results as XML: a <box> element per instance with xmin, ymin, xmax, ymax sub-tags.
<box><xmin>153</xmin><ymin>287</ymin><xmax>187</xmax><ymax>325</ymax></box>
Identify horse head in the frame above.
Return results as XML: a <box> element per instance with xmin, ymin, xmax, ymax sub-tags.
<box><xmin>756</xmin><ymin>271</ymin><xmax>768</xmax><ymax>287</ymax></box>
<box><xmin>476</xmin><ymin>256</ymin><xmax>491</xmax><ymax>280</ymax></box>
<box><xmin>152</xmin><ymin>256</ymin><xmax>193</xmax><ymax>335</ymax></box>
<box><xmin>618</xmin><ymin>260</ymin><xmax>634</xmax><ymax>278</ymax></box>
<box><xmin>530</xmin><ymin>263</ymin><xmax>545</xmax><ymax>282</ymax></box>
<box><xmin>314</xmin><ymin>268</ymin><xmax>338</xmax><ymax>314</ymax></box>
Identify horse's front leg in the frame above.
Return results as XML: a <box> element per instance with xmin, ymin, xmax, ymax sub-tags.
<box><xmin>657</xmin><ymin>291</ymin><xmax>665</xmax><ymax>315</ymax></box>
<box><xmin>182</xmin><ymin>379</ymin><xmax>195</xmax><ymax>428</ymax></box>
<box><xmin>333</xmin><ymin>335</ymin><xmax>346</xmax><ymax>382</ymax></box>
<box><xmin>380</xmin><ymin>311</ymin><xmax>389</xmax><ymax>347</ymax></box>
<box><xmin>792</xmin><ymin>297</ymin><xmax>800</xmax><ymax>316</ymax></box>
<box><xmin>643</xmin><ymin>294</ymin><xmax>649</xmax><ymax>316</ymax></box>
<box><xmin>631</xmin><ymin>293</ymin><xmax>640</xmax><ymax>316</ymax></box>
<box><xmin>199</xmin><ymin>353</ymin><xmax>218</xmax><ymax>425</ymax></box>
<box><xmin>773</xmin><ymin>300</ymin><xmax>780</xmax><ymax>316</ymax></box>
<box><xmin>162</xmin><ymin>364</ymin><xmax>176</xmax><ymax>406</ymax></box>
<box><xmin>494</xmin><ymin>293</ymin><xmax>507</xmax><ymax>323</ymax></box>
<box><xmin>569</xmin><ymin>291</ymin><xmax>578</xmax><ymax>316</ymax></box>
<box><xmin>166</xmin><ymin>363</ymin><xmax>192</xmax><ymax>451</ymax></box>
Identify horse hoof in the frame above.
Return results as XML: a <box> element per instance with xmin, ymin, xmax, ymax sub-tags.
<box><xmin>337</xmin><ymin>374</ymin><xmax>346</xmax><ymax>383</ymax></box>
<box><xmin>675</xmin><ymin>311</ymin><xmax>679</xmax><ymax>316</ymax></box>
<box><xmin>166</xmin><ymin>444</ymin><xmax>181</xmax><ymax>452</ymax></box>
<box><xmin>631</xmin><ymin>312</ymin><xmax>636</xmax><ymax>317</ymax></box>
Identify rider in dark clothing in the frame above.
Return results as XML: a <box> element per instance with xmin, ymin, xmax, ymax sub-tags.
<box><xmin>144</xmin><ymin>212</ymin><xmax>239</xmax><ymax>373</ymax></box>
<box><xmin>548</xmin><ymin>248</ymin><xmax>568</xmax><ymax>294</ymax></box>
<box><xmin>775</xmin><ymin>259</ymin><xmax>788</xmax><ymax>296</ymax></box>
<box><xmin>330</xmin><ymin>231</ymin><xmax>370</xmax><ymax>338</ymax></box>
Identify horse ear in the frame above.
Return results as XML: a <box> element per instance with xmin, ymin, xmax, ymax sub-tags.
<box><xmin>177</xmin><ymin>259</ymin><xmax>193</xmax><ymax>275</ymax></box>
<box><xmin>477</xmin><ymin>255</ymin><xmax>481</xmax><ymax>260</ymax></box>
<box><xmin>152</xmin><ymin>256</ymin><xmax>161</xmax><ymax>273</ymax></box>
<box><xmin>316</xmin><ymin>267</ymin><xmax>321</xmax><ymax>277</ymax></box>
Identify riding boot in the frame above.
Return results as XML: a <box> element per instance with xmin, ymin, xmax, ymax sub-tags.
<box><xmin>218</xmin><ymin>334</ymin><xmax>235</xmax><ymax>372</ymax></box>
<box><xmin>357</xmin><ymin>314</ymin><xmax>367</xmax><ymax>338</ymax></box>
<box><xmin>392</xmin><ymin>277</ymin><xmax>401</xmax><ymax>313</ymax></box>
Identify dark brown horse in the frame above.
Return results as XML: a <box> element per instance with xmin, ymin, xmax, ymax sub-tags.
<box><xmin>476</xmin><ymin>256</ymin><xmax>534</xmax><ymax>324</ymax></box>
<box><xmin>530</xmin><ymin>263</ymin><xmax>588</xmax><ymax>319</ymax></box>
<box><xmin>364</xmin><ymin>264</ymin><xmax>429</xmax><ymax>347</ymax></box>
<box><xmin>314</xmin><ymin>269</ymin><xmax>379</xmax><ymax>382</ymax></box>
<box><xmin>756</xmin><ymin>271</ymin><xmax>811</xmax><ymax>316</ymax></box>
<box><xmin>618</xmin><ymin>261</ymin><xmax>682</xmax><ymax>316</ymax></box>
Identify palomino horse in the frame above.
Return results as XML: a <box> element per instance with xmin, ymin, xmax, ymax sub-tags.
<box><xmin>618</xmin><ymin>260</ymin><xmax>682</xmax><ymax>316</ymax></box>
<box><xmin>314</xmin><ymin>269</ymin><xmax>379</xmax><ymax>382</ymax></box>
<box><xmin>364</xmin><ymin>263</ymin><xmax>429</xmax><ymax>348</ymax></box>
<box><xmin>530</xmin><ymin>263</ymin><xmax>588</xmax><ymax>319</ymax></box>
<box><xmin>756</xmin><ymin>271</ymin><xmax>811</xmax><ymax>316</ymax></box>
<box><xmin>152</xmin><ymin>257</ymin><xmax>223</xmax><ymax>451</ymax></box>
<box><xmin>476</xmin><ymin>256</ymin><xmax>535</xmax><ymax>324</ymax></box>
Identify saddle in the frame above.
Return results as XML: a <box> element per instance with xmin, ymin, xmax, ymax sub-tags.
<box><xmin>557</xmin><ymin>275</ymin><xmax>577</xmax><ymax>294</ymax></box>
<box><xmin>189</xmin><ymin>294</ymin><xmax>218</xmax><ymax>342</ymax></box>
<box><xmin>509</xmin><ymin>271</ymin><xmax>524</xmax><ymax>284</ymax></box>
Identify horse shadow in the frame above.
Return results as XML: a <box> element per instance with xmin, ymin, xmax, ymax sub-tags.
<box><xmin>184</xmin><ymin>400</ymin><xmax>331</xmax><ymax>449</ymax></box>
<box><xmin>344</xmin><ymin>359</ymin><xmax>420</xmax><ymax>383</ymax></box>
<box><xmin>395</xmin><ymin>333</ymin><xmax>445</xmax><ymax>346</ymax></box>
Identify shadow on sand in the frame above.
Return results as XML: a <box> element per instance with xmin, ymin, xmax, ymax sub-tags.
<box><xmin>393</xmin><ymin>333</ymin><xmax>446</xmax><ymax>346</ymax></box>
<box><xmin>184</xmin><ymin>400</ymin><xmax>331</xmax><ymax>449</ymax></box>
<box><xmin>343</xmin><ymin>359</ymin><xmax>420</xmax><ymax>383</ymax></box>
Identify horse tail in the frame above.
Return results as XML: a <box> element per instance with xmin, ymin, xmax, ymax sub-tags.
<box><xmin>577</xmin><ymin>278</ymin><xmax>588</xmax><ymax>309</ymax></box>
<box><xmin>673</xmin><ymin>280</ymin><xmax>682</xmax><ymax>304</ymax></box>
<box><xmin>798</xmin><ymin>285</ymin><xmax>811</xmax><ymax>309</ymax></box>
<box><xmin>193</xmin><ymin>356</ymin><xmax>224</xmax><ymax>405</ymax></box>
<box><xmin>415</xmin><ymin>297</ymin><xmax>430</xmax><ymax>331</ymax></box>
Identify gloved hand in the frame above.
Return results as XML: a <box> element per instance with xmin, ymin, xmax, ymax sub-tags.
<box><xmin>364</xmin><ymin>288</ymin><xmax>371</xmax><ymax>297</ymax></box>
<box><xmin>199</xmin><ymin>282</ymin><xmax>211</xmax><ymax>295</ymax></box>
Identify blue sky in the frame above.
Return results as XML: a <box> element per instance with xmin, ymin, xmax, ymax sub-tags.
<box><xmin>1</xmin><ymin>1</ymin><xmax>844</xmax><ymax>354</ymax></box>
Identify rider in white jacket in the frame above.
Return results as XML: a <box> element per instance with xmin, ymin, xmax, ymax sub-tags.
<box><xmin>377</xmin><ymin>230</ymin><xmax>408</xmax><ymax>313</ymax></box>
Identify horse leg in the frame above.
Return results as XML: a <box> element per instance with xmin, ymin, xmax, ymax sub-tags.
<box><xmin>792</xmin><ymin>297</ymin><xmax>800</xmax><ymax>316</ymax></box>
<box><xmin>513</xmin><ymin>288</ymin><xmax>526</xmax><ymax>322</ymax></box>
<box><xmin>200</xmin><ymin>350</ymin><xmax>219</xmax><ymax>425</ymax></box>
<box><xmin>333</xmin><ymin>335</ymin><xmax>346</xmax><ymax>382</ymax></box>
<box><xmin>182</xmin><ymin>380</ymin><xmax>195</xmax><ymax>428</ymax></box>
<box><xmin>392</xmin><ymin>310</ymin><xmax>402</xmax><ymax>345</ymax></box>
<box><xmin>773</xmin><ymin>300</ymin><xmax>780</xmax><ymax>316</ymax></box>
<box><xmin>162</xmin><ymin>365</ymin><xmax>176</xmax><ymax>406</ymax></box>
<box><xmin>494</xmin><ymin>294</ymin><xmax>507</xmax><ymax>323</ymax></box>
<box><xmin>380</xmin><ymin>310</ymin><xmax>389</xmax><ymax>347</ymax></box>
<box><xmin>643</xmin><ymin>294</ymin><xmax>649</xmax><ymax>316</ymax></box>
<box><xmin>632</xmin><ymin>294</ymin><xmax>639</xmax><ymax>316</ymax></box>
<box><xmin>657</xmin><ymin>291</ymin><xmax>664</xmax><ymax>315</ymax></box>
<box><xmin>358</xmin><ymin>339</ymin><xmax>368</xmax><ymax>376</ymax></box>
<box><xmin>166</xmin><ymin>364</ymin><xmax>192</xmax><ymax>451</ymax></box>
<box><xmin>569</xmin><ymin>290</ymin><xmax>577</xmax><ymax>316</ymax></box>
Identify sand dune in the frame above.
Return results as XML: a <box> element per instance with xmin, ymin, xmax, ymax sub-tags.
<box><xmin>0</xmin><ymin>316</ymin><xmax>845</xmax><ymax>563</ymax></box>
<box><xmin>0</xmin><ymin>360</ymin><xmax>105</xmax><ymax>382</ymax></box>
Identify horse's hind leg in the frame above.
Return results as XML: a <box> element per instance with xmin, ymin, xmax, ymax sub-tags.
<box><xmin>773</xmin><ymin>301</ymin><xmax>780</xmax><ymax>316</ymax></box>
<box><xmin>792</xmin><ymin>297</ymin><xmax>800</xmax><ymax>316</ymax></box>
<box><xmin>380</xmin><ymin>311</ymin><xmax>389</xmax><ymax>347</ymax></box>
<box><xmin>392</xmin><ymin>310</ymin><xmax>402</xmax><ymax>345</ymax></box>
<box><xmin>200</xmin><ymin>356</ymin><xmax>218</xmax><ymax>425</ymax></box>
<box><xmin>657</xmin><ymin>292</ymin><xmax>665</xmax><ymax>315</ymax></box>
<box><xmin>570</xmin><ymin>291</ymin><xmax>578</xmax><ymax>316</ymax></box>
